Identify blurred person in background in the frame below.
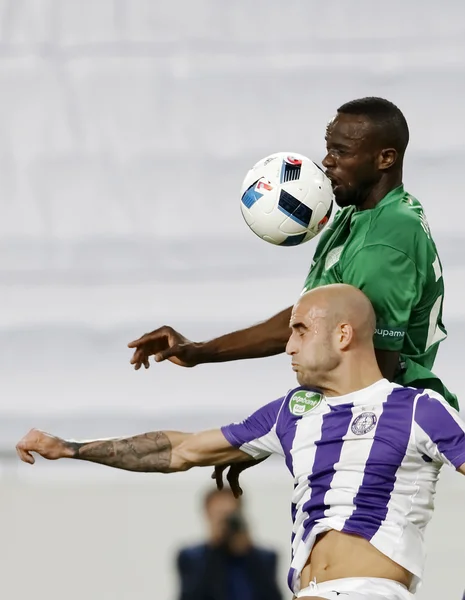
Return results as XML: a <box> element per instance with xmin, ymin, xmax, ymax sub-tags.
<box><xmin>176</xmin><ymin>488</ymin><xmax>282</xmax><ymax>600</ymax></box>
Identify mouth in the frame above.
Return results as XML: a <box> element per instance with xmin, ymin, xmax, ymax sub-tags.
<box><xmin>325</xmin><ymin>172</ymin><xmax>342</xmax><ymax>191</ymax></box>
<box><xmin>291</xmin><ymin>363</ymin><xmax>299</xmax><ymax>371</ymax></box>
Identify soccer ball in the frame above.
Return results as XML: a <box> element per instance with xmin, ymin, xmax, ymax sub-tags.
<box><xmin>240</xmin><ymin>152</ymin><xmax>334</xmax><ymax>246</ymax></box>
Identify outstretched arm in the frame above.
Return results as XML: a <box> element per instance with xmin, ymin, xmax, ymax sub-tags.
<box><xmin>128</xmin><ymin>307</ymin><xmax>293</xmax><ymax>369</ymax></box>
<box><xmin>16</xmin><ymin>428</ymin><xmax>251</xmax><ymax>473</ymax></box>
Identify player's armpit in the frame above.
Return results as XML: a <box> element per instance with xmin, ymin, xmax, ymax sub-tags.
<box><xmin>175</xmin><ymin>429</ymin><xmax>252</xmax><ymax>469</ymax></box>
<box><xmin>374</xmin><ymin>348</ymin><xmax>400</xmax><ymax>381</ymax></box>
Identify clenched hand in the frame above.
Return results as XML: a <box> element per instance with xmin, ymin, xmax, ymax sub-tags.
<box><xmin>16</xmin><ymin>429</ymin><xmax>73</xmax><ymax>464</ymax></box>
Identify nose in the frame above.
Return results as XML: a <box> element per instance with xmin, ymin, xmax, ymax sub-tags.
<box><xmin>286</xmin><ymin>335</ymin><xmax>296</xmax><ymax>356</ymax></box>
<box><xmin>322</xmin><ymin>151</ymin><xmax>335</xmax><ymax>169</ymax></box>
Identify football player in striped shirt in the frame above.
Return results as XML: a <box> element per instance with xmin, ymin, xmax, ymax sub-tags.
<box><xmin>17</xmin><ymin>285</ymin><xmax>465</xmax><ymax>600</ymax></box>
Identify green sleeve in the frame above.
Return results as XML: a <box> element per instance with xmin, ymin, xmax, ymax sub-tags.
<box><xmin>342</xmin><ymin>244</ymin><xmax>421</xmax><ymax>351</ymax></box>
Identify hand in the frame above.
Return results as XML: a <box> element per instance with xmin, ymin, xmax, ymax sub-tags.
<box><xmin>16</xmin><ymin>429</ymin><xmax>73</xmax><ymax>464</ymax></box>
<box><xmin>212</xmin><ymin>458</ymin><xmax>267</xmax><ymax>498</ymax></box>
<box><xmin>128</xmin><ymin>326</ymin><xmax>201</xmax><ymax>370</ymax></box>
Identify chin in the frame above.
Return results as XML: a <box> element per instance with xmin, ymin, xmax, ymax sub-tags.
<box><xmin>296</xmin><ymin>372</ymin><xmax>324</xmax><ymax>390</ymax></box>
<box><xmin>334</xmin><ymin>189</ymin><xmax>354</xmax><ymax>208</ymax></box>
<box><xmin>296</xmin><ymin>374</ymin><xmax>312</xmax><ymax>387</ymax></box>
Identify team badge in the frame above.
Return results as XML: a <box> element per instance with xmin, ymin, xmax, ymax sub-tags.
<box><xmin>289</xmin><ymin>390</ymin><xmax>323</xmax><ymax>416</ymax></box>
<box><xmin>351</xmin><ymin>412</ymin><xmax>377</xmax><ymax>435</ymax></box>
<box><xmin>324</xmin><ymin>245</ymin><xmax>344</xmax><ymax>271</ymax></box>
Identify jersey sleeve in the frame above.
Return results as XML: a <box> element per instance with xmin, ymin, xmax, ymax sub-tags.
<box><xmin>414</xmin><ymin>392</ymin><xmax>465</xmax><ymax>468</ymax></box>
<box><xmin>221</xmin><ymin>398</ymin><xmax>285</xmax><ymax>459</ymax></box>
<box><xmin>342</xmin><ymin>244</ymin><xmax>420</xmax><ymax>351</ymax></box>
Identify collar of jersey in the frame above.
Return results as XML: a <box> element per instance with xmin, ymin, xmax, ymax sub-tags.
<box><xmin>324</xmin><ymin>378</ymin><xmax>391</xmax><ymax>406</ymax></box>
<box><xmin>353</xmin><ymin>184</ymin><xmax>405</xmax><ymax>215</ymax></box>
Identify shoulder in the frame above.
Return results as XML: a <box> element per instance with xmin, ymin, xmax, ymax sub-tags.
<box><xmin>365</xmin><ymin>190</ymin><xmax>434</xmax><ymax>253</ymax></box>
<box><xmin>177</xmin><ymin>543</ymin><xmax>209</xmax><ymax>562</ymax></box>
<box><xmin>415</xmin><ymin>388</ymin><xmax>459</xmax><ymax>415</ymax></box>
<box><xmin>278</xmin><ymin>386</ymin><xmax>325</xmax><ymax>424</ymax></box>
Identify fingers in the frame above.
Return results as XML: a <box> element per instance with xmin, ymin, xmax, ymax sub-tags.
<box><xmin>127</xmin><ymin>334</ymin><xmax>151</xmax><ymax>349</ymax></box>
<box><xmin>128</xmin><ymin>330</ymin><xmax>172</xmax><ymax>369</ymax></box>
<box><xmin>212</xmin><ymin>465</ymin><xmax>226</xmax><ymax>490</ymax></box>
<box><xmin>16</xmin><ymin>446</ymin><xmax>35</xmax><ymax>464</ymax></box>
<box><xmin>16</xmin><ymin>440</ymin><xmax>36</xmax><ymax>465</ymax></box>
<box><xmin>130</xmin><ymin>349</ymin><xmax>151</xmax><ymax>370</ymax></box>
<box><xmin>128</xmin><ymin>328</ymin><xmax>170</xmax><ymax>350</ymax></box>
<box><xmin>227</xmin><ymin>469</ymin><xmax>243</xmax><ymax>499</ymax></box>
<box><xmin>154</xmin><ymin>345</ymin><xmax>179</xmax><ymax>363</ymax></box>
<box><xmin>211</xmin><ymin>466</ymin><xmax>243</xmax><ymax>498</ymax></box>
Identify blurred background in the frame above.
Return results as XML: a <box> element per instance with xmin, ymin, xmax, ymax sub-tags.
<box><xmin>1</xmin><ymin>1</ymin><xmax>464</xmax><ymax>598</ymax></box>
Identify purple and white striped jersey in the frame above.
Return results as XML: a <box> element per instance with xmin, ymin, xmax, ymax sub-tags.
<box><xmin>221</xmin><ymin>378</ymin><xmax>465</xmax><ymax>595</ymax></box>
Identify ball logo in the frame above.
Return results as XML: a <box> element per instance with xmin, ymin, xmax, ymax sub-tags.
<box><xmin>263</xmin><ymin>156</ymin><xmax>278</xmax><ymax>166</ymax></box>
<box><xmin>289</xmin><ymin>390</ymin><xmax>323</xmax><ymax>416</ymax></box>
<box><xmin>256</xmin><ymin>179</ymin><xmax>273</xmax><ymax>192</ymax></box>
<box><xmin>351</xmin><ymin>412</ymin><xmax>377</xmax><ymax>436</ymax></box>
<box><xmin>285</xmin><ymin>156</ymin><xmax>303</xmax><ymax>166</ymax></box>
<box><xmin>317</xmin><ymin>215</ymin><xmax>329</xmax><ymax>231</ymax></box>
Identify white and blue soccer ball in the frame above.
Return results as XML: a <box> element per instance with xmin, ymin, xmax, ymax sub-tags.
<box><xmin>240</xmin><ymin>152</ymin><xmax>334</xmax><ymax>246</ymax></box>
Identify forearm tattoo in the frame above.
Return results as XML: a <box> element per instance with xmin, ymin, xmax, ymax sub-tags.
<box><xmin>64</xmin><ymin>432</ymin><xmax>173</xmax><ymax>472</ymax></box>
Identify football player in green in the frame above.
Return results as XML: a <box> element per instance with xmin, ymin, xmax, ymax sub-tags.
<box><xmin>128</xmin><ymin>96</ymin><xmax>457</xmax><ymax>491</ymax></box>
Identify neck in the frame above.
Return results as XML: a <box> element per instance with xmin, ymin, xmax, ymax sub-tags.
<box><xmin>317</xmin><ymin>355</ymin><xmax>384</xmax><ymax>397</ymax></box>
<box><xmin>359</xmin><ymin>171</ymin><xmax>403</xmax><ymax>210</ymax></box>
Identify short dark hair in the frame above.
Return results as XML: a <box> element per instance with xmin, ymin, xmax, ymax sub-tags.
<box><xmin>203</xmin><ymin>488</ymin><xmax>242</xmax><ymax>511</ymax></box>
<box><xmin>337</xmin><ymin>97</ymin><xmax>409</xmax><ymax>157</ymax></box>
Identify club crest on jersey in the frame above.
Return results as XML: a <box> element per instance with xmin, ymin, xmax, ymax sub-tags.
<box><xmin>325</xmin><ymin>245</ymin><xmax>344</xmax><ymax>271</ymax></box>
<box><xmin>289</xmin><ymin>390</ymin><xmax>323</xmax><ymax>416</ymax></box>
<box><xmin>351</xmin><ymin>412</ymin><xmax>377</xmax><ymax>436</ymax></box>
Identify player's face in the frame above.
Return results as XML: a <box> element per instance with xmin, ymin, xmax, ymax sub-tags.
<box><xmin>286</xmin><ymin>303</ymin><xmax>340</xmax><ymax>387</ymax></box>
<box><xmin>322</xmin><ymin>113</ymin><xmax>381</xmax><ymax>208</ymax></box>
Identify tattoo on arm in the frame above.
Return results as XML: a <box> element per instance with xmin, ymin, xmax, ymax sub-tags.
<box><xmin>64</xmin><ymin>432</ymin><xmax>174</xmax><ymax>473</ymax></box>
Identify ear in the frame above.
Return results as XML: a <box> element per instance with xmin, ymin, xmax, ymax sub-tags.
<box><xmin>339</xmin><ymin>323</ymin><xmax>353</xmax><ymax>350</ymax></box>
<box><xmin>378</xmin><ymin>148</ymin><xmax>398</xmax><ymax>171</ymax></box>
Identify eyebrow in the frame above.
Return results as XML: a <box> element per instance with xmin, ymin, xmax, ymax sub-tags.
<box><xmin>291</xmin><ymin>321</ymin><xmax>307</xmax><ymax>331</ymax></box>
<box><xmin>325</xmin><ymin>140</ymin><xmax>351</xmax><ymax>149</ymax></box>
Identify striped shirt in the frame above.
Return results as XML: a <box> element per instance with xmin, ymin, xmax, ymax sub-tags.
<box><xmin>221</xmin><ymin>379</ymin><xmax>465</xmax><ymax>595</ymax></box>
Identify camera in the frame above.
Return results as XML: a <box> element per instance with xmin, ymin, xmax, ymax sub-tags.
<box><xmin>225</xmin><ymin>512</ymin><xmax>246</xmax><ymax>535</ymax></box>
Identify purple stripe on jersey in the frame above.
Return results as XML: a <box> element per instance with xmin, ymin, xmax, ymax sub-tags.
<box><xmin>221</xmin><ymin>398</ymin><xmax>284</xmax><ymax>448</ymax></box>
<box><xmin>342</xmin><ymin>387</ymin><xmax>415</xmax><ymax>540</ymax></box>
<box><xmin>415</xmin><ymin>393</ymin><xmax>465</xmax><ymax>468</ymax></box>
<box><xmin>276</xmin><ymin>395</ymin><xmax>303</xmax><ymax>475</ymax></box>
<box><xmin>302</xmin><ymin>404</ymin><xmax>354</xmax><ymax>541</ymax></box>
<box><xmin>287</xmin><ymin>567</ymin><xmax>297</xmax><ymax>592</ymax></box>
<box><xmin>290</xmin><ymin>498</ymin><xmax>297</xmax><ymax>557</ymax></box>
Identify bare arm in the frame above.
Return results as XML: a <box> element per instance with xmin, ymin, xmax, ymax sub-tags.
<box><xmin>196</xmin><ymin>306</ymin><xmax>292</xmax><ymax>363</ymax></box>
<box><xmin>458</xmin><ymin>463</ymin><xmax>465</xmax><ymax>476</ymax></box>
<box><xmin>16</xmin><ymin>428</ymin><xmax>251</xmax><ymax>473</ymax></box>
<box><xmin>128</xmin><ymin>306</ymin><xmax>293</xmax><ymax>368</ymax></box>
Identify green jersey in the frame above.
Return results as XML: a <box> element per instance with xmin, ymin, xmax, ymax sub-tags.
<box><xmin>302</xmin><ymin>185</ymin><xmax>458</xmax><ymax>409</ymax></box>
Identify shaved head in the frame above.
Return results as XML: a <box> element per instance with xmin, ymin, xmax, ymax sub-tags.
<box><xmin>296</xmin><ymin>284</ymin><xmax>376</xmax><ymax>344</ymax></box>
<box><xmin>286</xmin><ymin>284</ymin><xmax>380</xmax><ymax>393</ymax></box>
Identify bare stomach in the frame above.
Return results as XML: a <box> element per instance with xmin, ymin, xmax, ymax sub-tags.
<box><xmin>300</xmin><ymin>530</ymin><xmax>413</xmax><ymax>590</ymax></box>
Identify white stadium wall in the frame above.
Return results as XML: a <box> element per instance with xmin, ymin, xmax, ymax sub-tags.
<box><xmin>1</xmin><ymin>2</ymin><xmax>465</xmax><ymax>599</ymax></box>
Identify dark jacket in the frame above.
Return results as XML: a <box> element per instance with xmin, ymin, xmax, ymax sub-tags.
<box><xmin>176</xmin><ymin>543</ymin><xmax>282</xmax><ymax>600</ymax></box>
